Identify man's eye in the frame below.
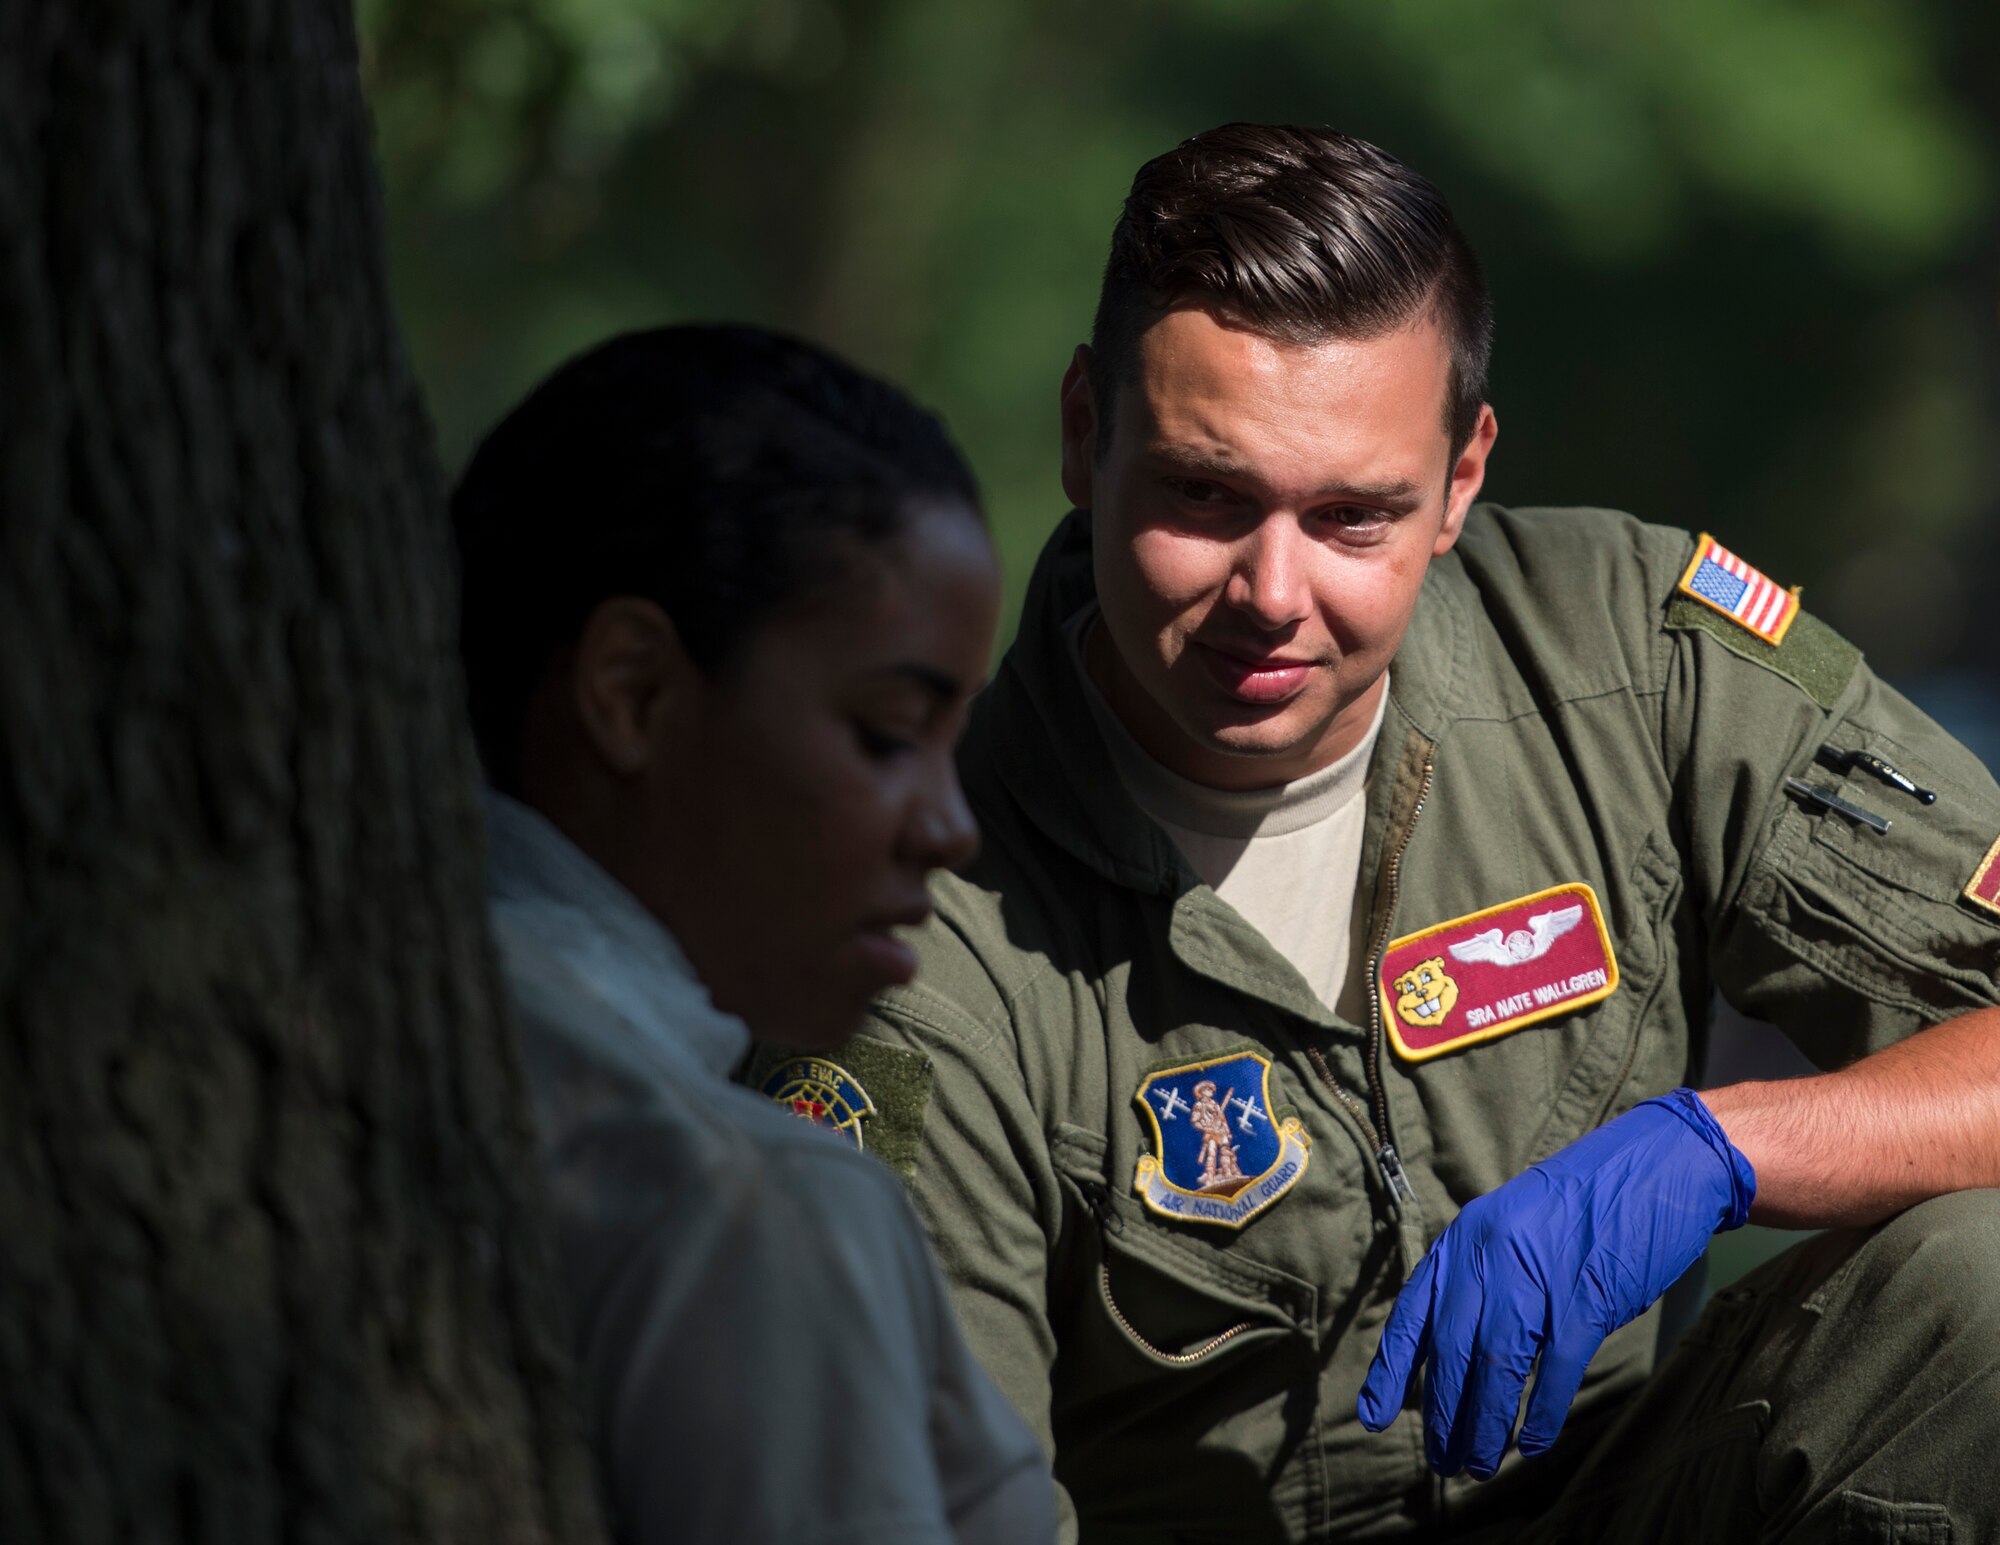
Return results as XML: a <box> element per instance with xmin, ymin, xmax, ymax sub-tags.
<box><xmin>1168</xmin><ymin>478</ymin><xmax>1230</xmax><ymax>505</ymax></box>
<box><xmin>1321</xmin><ymin>504</ymin><xmax>1393</xmax><ymax>538</ymax></box>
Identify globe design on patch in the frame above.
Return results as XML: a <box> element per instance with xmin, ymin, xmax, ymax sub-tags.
<box><xmin>759</xmin><ymin>1058</ymin><xmax>874</xmax><ymax>1149</ymax></box>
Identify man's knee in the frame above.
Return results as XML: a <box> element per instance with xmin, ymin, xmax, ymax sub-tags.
<box><xmin>1793</xmin><ymin>1190</ymin><xmax>2000</xmax><ymax>1384</ymax></box>
<box><xmin>1754</xmin><ymin>1190</ymin><xmax>2000</xmax><ymax>1533</ymax></box>
<box><xmin>1840</xmin><ymin>1188</ymin><xmax>2000</xmax><ymax>1316</ymax></box>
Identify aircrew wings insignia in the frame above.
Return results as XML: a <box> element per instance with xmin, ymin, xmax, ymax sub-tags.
<box><xmin>1447</xmin><ymin>904</ymin><xmax>1584</xmax><ymax>967</ymax></box>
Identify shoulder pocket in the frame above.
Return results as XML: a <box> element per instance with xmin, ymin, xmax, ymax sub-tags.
<box><xmin>1804</xmin><ymin>729</ymin><xmax>2000</xmax><ymax>914</ymax></box>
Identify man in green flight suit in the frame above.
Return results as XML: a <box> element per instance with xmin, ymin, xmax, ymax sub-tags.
<box><xmin>751</xmin><ymin>124</ymin><xmax>2000</xmax><ymax>1541</ymax></box>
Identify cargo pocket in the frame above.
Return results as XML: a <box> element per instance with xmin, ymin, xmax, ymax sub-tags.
<box><xmin>1836</xmin><ymin>1491</ymin><xmax>1954</xmax><ymax>1544</ymax></box>
<box><xmin>1528</xmin><ymin>1401</ymin><xmax>1769</xmax><ymax>1545</ymax></box>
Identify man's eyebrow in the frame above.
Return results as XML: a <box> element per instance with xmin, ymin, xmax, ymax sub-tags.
<box><xmin>1148</xmin><ymin>445</ymin><xmax>1255</xmax><ymax>481</ymax></box>
<box><xmin>1148</xmin><ymin>446</ymin><xmax>1427</xmax><ymax>505</ymax></box>
<box><xmin>1319</xmin><ymin>475</ymin><xmax>1427</xmax><ymax>504</ymax></box>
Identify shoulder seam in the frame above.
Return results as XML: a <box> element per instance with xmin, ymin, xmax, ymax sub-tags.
<box><xmin>874</xmin><ymin>976</ymin><xmax>1013</xmax><ymax>1058</ymax></box>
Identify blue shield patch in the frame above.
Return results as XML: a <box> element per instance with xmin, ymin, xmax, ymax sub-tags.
<box><xmin>759</xmin><ymin>1056</ymin><xmax>876</xmax><ymax>1149</ymax></box>
<box><xmin>1132</xmin><ymin>1051</ymin><xmax>1310</xmax><ymax>1228</ymax></box>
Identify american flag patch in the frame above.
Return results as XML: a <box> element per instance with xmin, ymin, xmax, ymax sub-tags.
<box><xmin>1676</xmin><ymin>534</ymin><xmax>1799</xmax><ymax>646</ymax></box>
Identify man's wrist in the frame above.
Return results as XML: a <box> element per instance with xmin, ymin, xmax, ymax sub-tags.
<box><xmin>1643</xmin><ymin>1086</ymin><xmax>1757</xmax><ymax>1230</ymax></box>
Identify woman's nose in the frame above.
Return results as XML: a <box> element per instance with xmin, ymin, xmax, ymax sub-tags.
<box><xmin>907</xmin><ymin>762</ymin><xmax>980</xmax><ymax>874</ymax></box>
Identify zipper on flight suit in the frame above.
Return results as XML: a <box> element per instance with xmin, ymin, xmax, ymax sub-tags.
<box><xmin>1307</xmin><ymin>749</ymin><xmax>1435</xmax><ymax>1208</ymax></box>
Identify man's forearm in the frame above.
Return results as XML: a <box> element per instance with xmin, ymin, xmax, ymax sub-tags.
<box><xmin>1703</xmin><ymin>1005</ymin><xmax>2000</xmax><ymax>1230</ymax></box>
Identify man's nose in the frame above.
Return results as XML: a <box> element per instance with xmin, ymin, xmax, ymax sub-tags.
<box><xmin>1225</xmin><ymin>517</ymin><xmax>1312</xmax><ymax>630</ymax></box>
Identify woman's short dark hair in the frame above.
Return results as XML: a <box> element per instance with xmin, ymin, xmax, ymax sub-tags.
<box><xmin>452</xmin><ymin>324</ymin><xmax>981</xmax><ymax>792</ymax></box>
<box><xmin>1090</xmin><ymin>124</ymin><xmax>1493</xmax><ymax>453</ymax></box>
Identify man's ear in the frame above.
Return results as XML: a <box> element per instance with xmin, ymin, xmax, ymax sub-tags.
<box><xmin>1059</xmin><ymin>344</ymin><xmax>1099</xmax><ymax>510</ymax></box>
<box><xmin>1434</xmin><ymin>403</ymin><xmax>1498</xmax><ymax>557</ymax></box>
<box><xmin>571</xmin><ymin>597</ymin><xmax>693</xmax><ymax>776</ymax></box>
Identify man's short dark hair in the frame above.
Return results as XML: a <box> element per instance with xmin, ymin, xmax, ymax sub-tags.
<box><xmin>452</xmin><ymin>324</ymin><xmax>981</xmax><ymax>793</ymax></box>
<box><xmin>1089</xmin><ymin>124</ymin><xmax>1493</xmax><ymax>453</ymax></box>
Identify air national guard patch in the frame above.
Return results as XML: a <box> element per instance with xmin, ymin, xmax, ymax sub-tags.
<box><xmin>1380</xmin><ymin>883</ymin><xmax>1620</xmax><ymax>1062</ymax></box>
<box><xmin>1676</xmin><ymin>533</ymin><xmax>1800</xmax><ymax>647</ymax></box>
<box><xmin>1132</xmin><ymin>1051</ymin><xmax>1310</xmax><ymax>1229</ymax></box>
<box><xmin>1966</xmin><ymin>835</ymin><xmax>2000</xmax><ymax>920</ymax></box>
<box><xmin>760</xmin><ymin>1056</ymin><xmax>876</xmax><ymax>1148</ymax></box>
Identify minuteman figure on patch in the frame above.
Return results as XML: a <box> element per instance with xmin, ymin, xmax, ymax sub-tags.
<box><xmin>1190</xmin><ymin>1080</ymin><xmax>1245</xmax><ymax>1192</ymax></box>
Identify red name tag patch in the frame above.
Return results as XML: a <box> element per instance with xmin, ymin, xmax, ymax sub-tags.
<box><xmin>1966</xmin><ymin>836</ymin><xmax>2000</xmax><ymax>920</ymax></box>
<box><xmin>1379</xmin><ymin>883</ymin><xmax>1620</xmax><ymax>1062</ymax></box>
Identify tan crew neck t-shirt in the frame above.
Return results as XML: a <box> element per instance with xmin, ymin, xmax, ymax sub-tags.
<box><xmin>1069</xmin><ymin>607</ymin><xmax>1385</xmax><ymax>1019</ymax></box>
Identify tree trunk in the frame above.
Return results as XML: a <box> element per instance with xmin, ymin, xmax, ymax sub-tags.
<box><xmin>0</xmin><ymin>2</ymin><xmax>607</xmax><ymax>1541</ymax></box>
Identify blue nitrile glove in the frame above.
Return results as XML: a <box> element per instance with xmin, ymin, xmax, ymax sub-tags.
<box><xmin>1356</xmin><ymin>1087</ymin><xmax>1755</xmax><ymax>1480</ymax></box>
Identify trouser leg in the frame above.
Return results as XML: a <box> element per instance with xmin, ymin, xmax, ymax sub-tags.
<box><xmin>1519</xmin><ymin>1189</ymin><xmax>2000</xmax><ymax>1543</ymax></box>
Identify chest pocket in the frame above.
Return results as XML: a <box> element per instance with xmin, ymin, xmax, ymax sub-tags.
<box><xmin>1047</xmin><ymin>1125</ymin><xmax>1325</xmax><ymax>1540</ymax></box>
<box><xmin>1054</xmin><ymin>1126</ymin><xmax>1310</xmax><ymax>1360</ymax></box>
<box><xmin>1526</xmin><ymin>829</ymin><xmax>1685</xmax><ymax>1162</ymax></box>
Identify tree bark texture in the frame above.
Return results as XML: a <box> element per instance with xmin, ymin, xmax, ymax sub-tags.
<box><xmin>0</xmin><ymin>2</ymin><xmax>607</xmax><ymax>1541</ymax></box>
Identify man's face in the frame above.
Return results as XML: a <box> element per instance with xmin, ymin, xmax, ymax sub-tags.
<box><xmin>1061</xmin><ymin>306</ymin><xmax>1495</xmax><ymax>791</ymax></box>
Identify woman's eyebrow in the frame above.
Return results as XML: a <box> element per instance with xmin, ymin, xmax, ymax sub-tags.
<box><xmin>862</xmin><ymin>662</ymin><xmax>963</xmax><ymax>701</ymax></box>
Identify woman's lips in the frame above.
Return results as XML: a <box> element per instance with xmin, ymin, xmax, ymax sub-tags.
<box><xmin>1196</xmin><ymin>644</ymin><xmax>1316</xmax><ymax>705</ymax></box>
<box><xmin>856</xmin><ymin>926</ymin><xmax>920</xmax><ymax>987</ymax></box>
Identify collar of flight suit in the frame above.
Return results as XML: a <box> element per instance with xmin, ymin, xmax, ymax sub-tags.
<box><xmin>968</xmin><ymin>507</ymin><xmax>1474</xmax><ymax>1029</ymax></box>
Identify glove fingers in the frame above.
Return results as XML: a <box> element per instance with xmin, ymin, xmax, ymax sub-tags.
<box><xmin>1422</xmin><ymin>1281</ymin><xmax>1486</xmax><ymax>1474</ymax></box>
<box><xmin>1516</xmin><ymin>1309</ymin><xmax>1607</xmax><ymax>1456</ymax></box>
<box><xmin>1443</xmin><ymin>1301</ymin><xmax>1540</xmax><ymax>1480</ymax></box>
<box><xmin>1358</xmin><ymin>1250</ymin><xmax>1437</xmax><ymax>1431</ymax></box>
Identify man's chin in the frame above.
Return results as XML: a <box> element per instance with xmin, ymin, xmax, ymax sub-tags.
<box><xmin>1184</xmin><ymin>671</ymin><xmax>1385</xmax><ymax>773</ymax></box>
<box><xmin>1168</xmin><ymin>699</ymin><xmax>1367</xmax><ymax>787</ymax></box>
<box><xmin>1202</xmin><ymin>707</ymin><xmax>1328</xmax><ymax>760</ymax></box>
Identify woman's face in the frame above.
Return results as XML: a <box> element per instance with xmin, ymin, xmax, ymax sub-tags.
<box><xmin>641</xmin><ymin>505</ymin><xmax>1002</xmax><ymax>1047</ymax></box>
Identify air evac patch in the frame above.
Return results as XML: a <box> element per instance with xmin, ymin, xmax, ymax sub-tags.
<box><xmin>759</xmin><ymin>1056</ymin><xmax>877</xmax><ymax>1148</ymax></box>
<box><xmin>1131</xmin><ymin>1050</ymin><xmax>1310</xmax><ymax>1229</ymax></box>
<box><xmin>748</xmin><ymin>1036</ymin><xmax>934</xmax><ymax>1180</ymax></box>
<box><xmin>1965</xmin><ymin>835</ymin><xmax>2000</xmax><ymax>920</ymax></box>
<box><xmin>1380</xmin><ymin>883</ymin><xmax>1620</xmax><ymax>1062</ymax></box>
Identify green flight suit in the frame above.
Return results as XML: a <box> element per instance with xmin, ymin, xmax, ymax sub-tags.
<box><xmin>758</xmin><ymin>505</ymin><xmax>2000</xmax><ymax>1541</ymax></box>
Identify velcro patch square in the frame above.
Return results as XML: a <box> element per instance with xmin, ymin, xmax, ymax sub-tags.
<box><xmin>746</xmin><ymin>1037</ymin><xmax>933</xmax><ymax>1180</ymax></box>
<box><xmin>1677</xmin><ymin>533</ymin><xmax>1799</xmax><ymax>647</ymax></box>
<box><xmin>1966</xmin><ymin>835</ymin><xmax>2000</xmax><ymax>920</ymax></box>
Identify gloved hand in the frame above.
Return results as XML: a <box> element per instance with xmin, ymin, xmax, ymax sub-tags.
<box><xmin>1356</xmin><ymin>1087</ymin><xmax>1755</xmax><ymax>1479</ymax></box>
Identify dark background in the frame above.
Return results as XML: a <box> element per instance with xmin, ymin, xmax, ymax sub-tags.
<box><xmin>360</xmin><ymin>0</ymin><xmax>1998</xmax><ymax>694</ymax></box>
<box><xmin>359</xmin><ymin>0</ymin><xmax>1998</xmax><ymax>1292</ymax></box>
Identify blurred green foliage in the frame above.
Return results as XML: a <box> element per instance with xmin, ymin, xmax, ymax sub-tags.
<box><xmin>362</xmin><ymin>0</ymin><xmax>1997</xmax><ymax>670</ymax></box>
